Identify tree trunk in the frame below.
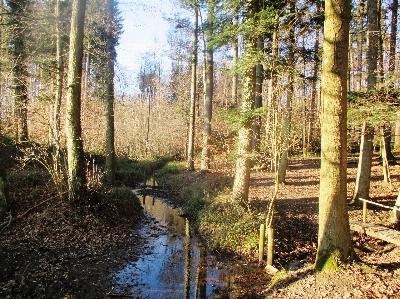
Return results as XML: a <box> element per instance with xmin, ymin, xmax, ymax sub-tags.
<box><xmin>356</xmin><ymin>0</ymin><xmax>366</xmax><ymax>91</ymax></box>
<box><xmin>307</xmin><ymin>19</ymin><xmax>321</xmax><ymax>153</ymax></box>
<box><xmin>104</xmin><ymin>0</ymin><xmax>116</xmax><ymax>183</ymax></box>
<box><xmin>230</xmin><ymin>8</ymin><xmax>238</xmax><ymax>108</ymax></box>
<box><xmin>278</xmin><ymin>1</ymin><xmax>295</xmax><ymax>184</ymax></box>
<box><xmin>315</xmin><ymin>0</ymin><xmax>354</xmax><ymax>271</ymax></box>
<box><xmin>201</xmin><ymin>0</ymin><xmax>214</xmax><ymax>171</ymax></box>
<box><xmin>265</xmin><ymin>15</ymin><xmax>278</xmax><ymax>159</ymax></box>
<box><xmin>352</xmin><ymin>122</ymin><xmax>374</xmax><ymax>203</ymax></box>
<box><xmin>394</xmin><ymin>119</ymin><xmax>400</xmax><ymax>149</ymax></box>
<box><xmin>53</xmin><ymin>0</ymin><xmax>63</xmax><ymax>167</ymax></box>
<box><xmin>382</xmin><ymin>122</ymin><xmax>396</xmax><ymax>163</ymax></box>
<box><xmin>366</xmin><ymin>0</ymin><xmax>379</xmax><ymax>90</ymax></box>
<box><xmin>231</xmin><ymin>1</ymin><xmax>258</xmax><ymax>203</ymax></box>
<box><xmin>377</xmin><ymin>0</ymin><xmax>384</xmax><ymax>84</ymax></box>
<box><xmin>187</xmin><ymin>4</ymin><xmax>198</xmax><ymax>171</ymax></box>
<box><xmin>252</xmin><ymin>36</ymin><xmax>263</xmax><ymax>154</ymax></box>
<box><xmin>389</xmin><ymin>191</ymin><xmax>400</xmax><ymax>224</ymax></box>
<box><xmin>388</xmin><ymin>0</ymin><xmax>398</xmax><ymax>79</ymax></box>
<box><xmin>66</xmin><ymin>0</ymin><xmax>87</xmax><ymax>202</ymax></box>
<box><xmin>7</xmin><ymin>0</ymin><xmax>29</xmax><ymax>142</ymax></box>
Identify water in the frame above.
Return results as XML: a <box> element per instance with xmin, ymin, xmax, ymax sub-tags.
<box><xmin>110</xmin><ymin>190</ymin><xmax>232</xmax><ymax>298</ymax></box>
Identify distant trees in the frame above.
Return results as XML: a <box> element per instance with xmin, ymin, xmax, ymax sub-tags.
<box><xmin>6</xmin><ymin>0</ymin><xmax>30</xmax><ymax>142</ymax></box>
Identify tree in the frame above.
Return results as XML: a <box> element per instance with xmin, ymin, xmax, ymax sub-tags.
<box><xmin>366</xmin><ymin>0</ymin><xmax>379</xmax><ymax>89</ymax></box>
<box><xmin>66</xmin><ymin>0</ymin><xmax>87</xmax><ymax>202</ymax></box>
<box><xmin>252</xmin><ymin>36</ymin><xmax>263</xmax><ymax>154</ymax></box>
<box><xmin>104</xmin><ymin>0</ymin><xmax>117</xmax><ymax>183</ymax></box>
<box><xmin>351</xmin><ymin>122</ymin><xmax>374</xmax><ymax>203</ymax></box>
<box><xmin>388</xmin><ymin>0</ymin><xmax>398</xmax><ymax>81</ymax></box>
<box><xmin>6</xmin><ymin>0</ymin><xmax>30</xmax><ymax>142</ymax></box>
<box><xmin>278</xmin><ymin>0</ymin><xmax>295</xmax><ymax>184</ymax></box>
<box><xmin>187</xmin><ymin>3</ymin><xmax>198</xmax><ymax>171</ymax></box>
<box><xmin>231</xmin><ymin>0</ymin><xmax>259</xmax><ymax>203</ymax></box>
<box><xmin>315</xmin><ymin>0</ymin><xmax>355</xmax><ymax>270</ymax></box>
<box><xmin>201</xmin><ymin>0</ymin><xmax>215</xmax><ymax>171</ymax></box>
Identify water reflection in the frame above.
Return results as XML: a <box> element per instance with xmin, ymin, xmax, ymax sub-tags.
<box><xmin>111</xmin><ymin>192</ymin><xmax>232</xmax><ymax>298</ymax></box>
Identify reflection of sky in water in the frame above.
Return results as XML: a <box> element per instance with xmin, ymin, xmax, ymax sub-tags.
<box><xmin>112</xmin><ymin>194</ymin><xmax>232</xmax><ymax>298</ymax></box>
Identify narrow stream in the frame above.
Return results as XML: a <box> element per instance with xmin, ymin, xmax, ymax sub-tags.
<box><xmin>110</xmin><ymin>190</ymin><xmax>233</xmax><ymax>298</ymax></box>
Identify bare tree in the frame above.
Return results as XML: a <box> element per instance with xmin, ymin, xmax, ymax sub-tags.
<box><xmin>66</xmin><ymin>0</ymin><xmax>87</xmax><ymax>201</ymax></box>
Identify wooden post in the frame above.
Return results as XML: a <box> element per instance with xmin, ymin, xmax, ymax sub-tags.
<box><xmin>259</xmin><ymin>224</ymin><xmax>265</xmax><ymax>262</ymax></box>
<box><xmin>186</xmin><ymin>218</ymin><xmax>190</xmax><ymax>237</ymax></box>
<box><xmin>267</xmin><ymin>227</ymin><xmax>274</xmax><ymax>265</ymax></box>
<box><xmin>152</xmin><ymin>171</ymin><xmax>156</xmax><ymax>187</ymax></box>
<box><xmin>363</xmin><ymin>200</ymin><xmax>367</xmax><ymax>223</ymax></box>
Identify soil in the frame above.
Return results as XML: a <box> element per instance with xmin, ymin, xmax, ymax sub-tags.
<box><xmin>1</xmin><ymin>154</ymin><xmax>400</xmax><ymax>298</ymax></box>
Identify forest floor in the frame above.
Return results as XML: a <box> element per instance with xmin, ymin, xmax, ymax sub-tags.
<box><xmin>245</xmin><ymin>155</ymin><xmax>400</xmax><ymax>298</ymax></box>
<box><xmin>1</xmin><ymin>154</ymin><xmax>400</xmax><ymax>298</ymax></box>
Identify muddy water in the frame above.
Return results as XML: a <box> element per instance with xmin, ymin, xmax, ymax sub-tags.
<box><xmin>110</xmin><ymin>191</ymin><xmax>233</xmax><ymax>298</ymax></box>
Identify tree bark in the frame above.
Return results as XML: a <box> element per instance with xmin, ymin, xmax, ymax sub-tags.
<box><xmin>187</xmin><ymin>4</ymin><xmax>198</xmax><ymax>171</ymax></box>
<box><xmin>388</xmin><ymin>0</ymin><xmax>398</xmax><ymax>78</ymax></box>
<box><xmin>104</xmin><ymin>0</ymin><xmax>116</xmax><ymax>183</ymax></box>
<box><xmin>278</xmin><ymin>1</ymin><xmax>295</xmax><ymax>184</ymax></box>
<box><xmin>252</xmin><ymin>37</ymin><xmax>263</xmax><ymax>154</ymax></box>
<box><xmin>230</xmin><ymin>8</ymin><xmax>239</xmax><ymax>108</ymax></box>
<box><xmin>315</xmin><ymin>0</ymin><xmax>354</xmax><ymax>271</ymax></box>
<box><xmin>265</xmin><ymin>15</ymin><xmax>278</xmax><ymax>159</ymax></box>
<box><xmin>231</xmin><ymin>1</ymin><xmax>258</xmax><ymax>203</ymax></box>
<box><xmin>366</xmin><ymin>0</ymin><xmax>379</xmax><ymax>89</ymax></box>
<box><xmin>307</xmin><ymin>18</ymin><xmax>321</xmax><ymax>153</ymax></box>
<box><xmin>352</xmin><ymin>122</ymin><xmax>374</xmax><ymax>203</ymax></box>
<box><xmin>201</xmin><ymin>0</ymin><xmax>214</xmax><ymax>171</ymax></box>
<box><xmin>66</xmin><ymin>0</ymin><xmax>87</xmax><ymax>202</ymax></box>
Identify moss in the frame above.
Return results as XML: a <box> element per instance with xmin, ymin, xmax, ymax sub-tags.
<box><xmin>315</xmin><ymin>249</ymin><xmax>342</xmax><ymax>272</ymax></box>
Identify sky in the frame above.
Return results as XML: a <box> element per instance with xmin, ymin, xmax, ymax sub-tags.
<box><xmin>115</xmin><ymin>0</ymin><xmax>182</xmax><ymax>94</ymax></box>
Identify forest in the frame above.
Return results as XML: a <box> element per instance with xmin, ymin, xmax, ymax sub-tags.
<box><xmin>0</xmin><ymin>0</ymin><xmax>400</xmax><ymax>297</ymax></box>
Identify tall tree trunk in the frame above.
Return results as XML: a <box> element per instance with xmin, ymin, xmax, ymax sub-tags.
<box><xmin>356</xmin><ymin>0</ymin><xmax>366</xmax><ymax>91</ymax></box>
<box><xmin>53</xmin><ymin>0</ymin><xmax>63</xmax><ymax>160</ymax></box>
<box><xmin>231</xmin><ymin>1</ymin><xmax>258</xmax><ymax>203</ymax></box>
<box><xmin>315</xmin><ymin>0</ymin><xmax>355</xmax><ymax>271</ymax></box>
<box><xmin>7</xmin><ymin>0</ymin><xmax>29</xmax><ymax>142</ymax></box>
<box><xmin>356</xmin><ymin>0</ymin><xmax>365</xmax><ymax>92</ymax></box>
<box><xmin>230</xmin><ymin>8</ymin><xmax>238</xmax><ymax>108</ymax></box>
<box><xmin>352</xmin><ymin>122</ymin><xmax>374</xmax><ymax>203</ymax></box>
<box><xmin>104</xmin><ymin>0</ymin><xmax>116</xmax><ymax>183</ymax></box>
<box><xmin>265</xmin><ymin>15</ymin><xmax>278</xmax><ymax>158</ymax></box>
<box><xmin>252</xmin><ymin>36</ymin><xmax>263</xmax><ymax>154</ymax></box>
<box><xmin>366</xmin><ymin>0</ymin><xmax>379</xmax><ymax>90</ymax></box>
<box><xmin>201</xmin><ymin>0</ymin><xmax>214</xmax><ymax>171</ymax></box>
<box><xmin>66</xmin><ymin>0</ymin><xmax>87</xmax><ymax>202</ymax></box>
<box><xmin>307</xmin><ymin>20</ymin><xmax>321</xmax><ymax>153</ymax></box>
<box><xmin>187</xmin><ymin>4</ymin><xmax>198</xmax><ymax>171</ymax></box>
<box><xmin>388</xmin><ymin>0</ymin><xmax>398</xmax><ymax>79</ymax></box>
<box><xmin>377</xmin><ymin>0</ymin><xmax>384</xmax><ymax>84</ymax></box>
<box><xmin>278</xmin><ymin>1</ymin><xmax>295</xmax><ymax>184</ymax></box>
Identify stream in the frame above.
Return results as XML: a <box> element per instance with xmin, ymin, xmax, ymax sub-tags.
<box><xmin>109</xmin><ymin>189</ymin><xmax>234</xmax><ymax>298</ymax></box>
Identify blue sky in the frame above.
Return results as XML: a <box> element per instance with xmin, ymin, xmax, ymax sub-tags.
<box><xmin>116</xmin><ymin>0</ymin><xmax>181</xmax><ymax>94</ymax></box>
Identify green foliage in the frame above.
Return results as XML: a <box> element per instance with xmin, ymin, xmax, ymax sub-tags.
<box><xmin>348</xmin><ymin>89</ymin><xmax>400</xmax><ymax>127</ymax></box>
<box><xmin>155</xmin><ymin>161</ymin><xmax>183</xmax><ymax>183</ymax></box>
<box><xmin>8</xmin><ymin>171</ymin><xmax>49</xmax><ymax>188</ymax></box>
<box><xmin>200</xmin><ymin>196</ymin><xmax>267</xmax><ymax>255</ymax></box>
<box><xmin>116</xmin><ymin>156</ymin><xmax>173</xmax><ymax>186</ymax></box>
